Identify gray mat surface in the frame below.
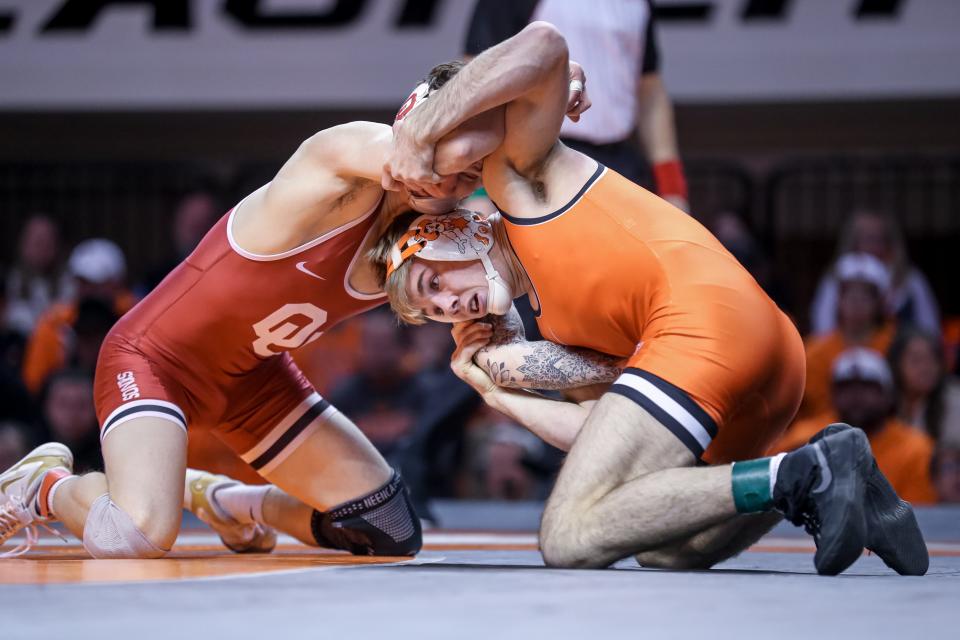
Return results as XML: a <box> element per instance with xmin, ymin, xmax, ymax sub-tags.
<box><xmin>3</xmin><ymin>502</ymin><xmax>958</xmax><ymax>640</ymax></box>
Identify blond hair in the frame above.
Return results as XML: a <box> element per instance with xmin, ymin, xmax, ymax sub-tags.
<box><xmin>368</xmin><ymin>211</ymin><xmax>428</xmax><ymax>325</ymax></box>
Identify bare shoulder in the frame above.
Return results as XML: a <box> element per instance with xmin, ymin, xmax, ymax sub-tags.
<box><xmin>482</xmin><ymin>144</ymin><xmax>598</xmax><ymax>220</ymax></box>
<box><xmin>233</xmin><ymin>180</ymin><xmax>382</xmax><ymax>257</ymax></box>
<box><xmin>282</xmin><ymin>121</ymin><xmax>392</xmax><ymax>187</ymax></box>
<box><xmin>230</xmin><ymin>121</ymin><xmax>391</xmax><ymax>256</ymax></box>
<box><xmin>284</xmin><ymin>120</ymin><xmax>391</xmax><ymax>195</ymax></box>
<box><xmin>299</xmin><ymin>121</ymin><xmax>392</xmax><ymax>164</ymax></box>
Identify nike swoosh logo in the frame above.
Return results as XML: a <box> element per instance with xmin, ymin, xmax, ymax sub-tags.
<box><xmin>0</xmin><ymin>473</ymin><xmax>25</xmax><ymax>495</ymax></box>
<box><xmin>812</xmin><ymin>442</ymin><xmax>832</xmax><ymax>494</ymax></box>
<box><xmin>1</xmin><ymin>462</ymin><xmax>36</xmax><ymax>495</ymax></box>
<box><xmin>0</xmin><ymin>457</ymin><xmax>67</xmax><ymax>495</ymax></box>
<box><xmin>296</xmin><ymin>261</ymin><xmax>325</xmax><ymax>280</ymax></box>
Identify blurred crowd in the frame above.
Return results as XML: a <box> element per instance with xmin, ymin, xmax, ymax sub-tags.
<box><xmin>1</xmin><ymin>196</ymin><xmax>959</xmax><ymax>508</ymax></box>
<box><xmin>710</xmin><ymin>209</ymin><xmax>960</xmax><ymax>504</ymax></box>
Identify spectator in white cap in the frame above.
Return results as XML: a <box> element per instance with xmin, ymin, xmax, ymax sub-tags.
<box><xmin>810</xmin><ymin>210</ymin><xmax>941</xmax><ymax>336</ymax></box>
<box><xmin>21</xmin><ymin>238</ymin><xmax>135</xmax><ymax>394</ymax></box>
<box><xmin>798</xmin><ymin>252</ymin><xmax>898</xmax><ymax>420</ymax></box>
<box><xmin>770</xmin><ymin>348</ymin><xmax>937</xmax><ymax>504</ymax></box>
<box><xmin>67</xmin><ymin>239</ymin><xmax>127</xmax><ymax>298</ymax></box>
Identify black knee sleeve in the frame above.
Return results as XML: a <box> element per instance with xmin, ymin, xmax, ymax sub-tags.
<box><xmin>310</xmin><ymin>471</ymin><xmax>422</xmax><ymax>556</ymax></box>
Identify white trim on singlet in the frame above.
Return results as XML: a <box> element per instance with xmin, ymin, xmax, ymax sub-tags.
<box><xmin>343</xmin><ymin>221</ymin><xmax>388</xmax><ymax>301</ymax></box>
<box><xmin>99</xmin><ymin>399</ymin><xmax>187</xmax><ymax>441</ymax></box>
<box><xmin>252</xmin><ymin>411</ymin><xmax>335</xmax><ymax>477</ymax></box>
<box><xmin>613</xmin><ymin>372</ymin><xmax>713</xmax><ymax>452</ymax></box>
<box><xmin>239</xmin><ymin>392</ymin><xmax>326</xmax><ymax>464</ymax></box>
<box><xmin>226</xmin><ymin>190</ymin><xmax>384</xmax><ymax>262</ymax></box>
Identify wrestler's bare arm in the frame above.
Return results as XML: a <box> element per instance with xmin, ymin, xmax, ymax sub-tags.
<box><xmin>449</xmin><ymin>317</ymin><xmax>594</xmax><ymax>451</ymax></box>
<box><xmin>264</xmin><ymin>121</ymin><xmax>392</xmax><ymax>211</ymax></box>
<box><xmin>269</xmin><ymin>118</ymin><xmax>502</xmax><ymax>212</ymax></box>
<box><xmin>237</xmin><ymin>120</ymin><xmax>502</xmax><ymax>253</ymax></box>
<box><xmin>385</xmin><ymin>22</ymin><xmax>580</xmax><ymax>190</ymax></box>
<box><xmin>233</xmin><ymin>121</ymin><xmax>394</xmax><ymax>254</ymax></box>
<box><xmin>455</xmin><ymin>306</ymin><xmax>622</xmax><ymax>391</ymax></box>
<box><xmin>483</xmin><ymin>388</ymin><xmax>590</xmax><ymax>452</ymax></box>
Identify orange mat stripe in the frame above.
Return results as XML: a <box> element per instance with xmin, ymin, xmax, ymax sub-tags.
<box><xmin>0</xmin><ymin>544</ymin><xmax>406</xmax><ymax>585</ymax></box>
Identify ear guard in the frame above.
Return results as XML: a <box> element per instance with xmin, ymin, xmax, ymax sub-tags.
<box><xmin>395</xmin><ymin>82</ymin><xmax>463</xmax><ymax>215</ymax></box>
<box><xmin>395</xmin><ymin>82</ymin><xmax>431</xmax><ymax>123</ymax></box>
<box><xmin>386</xmin><ymin>210</ymin><xmax>513</xmax><ymax>316</ymax></box>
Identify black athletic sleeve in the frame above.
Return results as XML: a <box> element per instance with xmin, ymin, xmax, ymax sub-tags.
<box><xmin>641</xmin><ymin>0</ymin><xmax>661</xmax><ymax>75</ymax></box>
<box><xmin>463</xmin><ymin>0</ymin><xmax>540</xmax><ymax>57</ymax></box>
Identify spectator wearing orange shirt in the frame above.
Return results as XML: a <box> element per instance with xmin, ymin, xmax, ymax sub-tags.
<box><xmin>888</xmin><ymin>327</ymin><xmax>960</xmax><ymax>446</ymax></box>
<box><xmin>799</xmin><ymin>253</ymin><xmax>896</xmax><ymax>420</ymax></box>
<box><xmin>888</xmin><ymin>328</ymin><xmax>960</xmax><ymax>503</ymax></box>
<box><xmin>771</xmin><ymin>348</ymin><xmax>936</xmax><ymax>504</ymax></box>
<box><xmin>22</xmin><ymin>239</ymin><xmax>135</xmax><ymax>394</ymax></box>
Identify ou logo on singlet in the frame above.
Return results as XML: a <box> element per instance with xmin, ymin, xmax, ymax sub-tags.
<box><xmin>251</xmin><ymin>303</ymin><xmax>328</xmax><ymax>358</ymax></box>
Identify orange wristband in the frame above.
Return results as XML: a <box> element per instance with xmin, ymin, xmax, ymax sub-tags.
<box><xmin>653</xmin><ymin>160</ymin><xmax>688</xmax><ymax>200</ymax></box>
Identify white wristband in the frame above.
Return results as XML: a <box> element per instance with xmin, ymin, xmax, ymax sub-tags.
<box><xmin>569</xmin><ymin>79</ymin><xmax>584</xmax><ymax>93</ymax></box>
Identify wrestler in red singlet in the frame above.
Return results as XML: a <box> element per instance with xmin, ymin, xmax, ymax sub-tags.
<box><xmin>94</xmin><ymin>196</ymin><xmax>385</xmax><ymax>475</ymax></box>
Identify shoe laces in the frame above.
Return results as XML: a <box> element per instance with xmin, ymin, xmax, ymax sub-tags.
<box><xmin>0</xmin><ymin>496</ymin><xmax>67</xmax><ymax>558</ymax></box>
<box><xmin>775</xmin><ymin>464</ymin><xmax>823</xmax><ymax>541</ymax></box>
<box><xmin>800</xmin><ymin>506</ymin><xmax>821</xmax><ymax>541</ymax></box>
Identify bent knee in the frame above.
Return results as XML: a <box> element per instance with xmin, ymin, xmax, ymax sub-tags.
<box><xmin>539</xmin><ymin>522</ymin><xmax>604</xmax><ymax>569</ymax></box>
<box><xmin>309</xmin><ymin>472</ymin><xmax>423</xmax><ymax>557</ymax></box>
<box><xmin>541</xmin><ymin>543</ymin><xmax>594</xmax><ymax>569</ymax></box>
<box><xmin>540</xmin><ymin>503</ymin><xmax>596</xmax><ymax>568</ymax></box>
<box><xmin>126</xmin><ymin>508</ymin><xmax>180</xmax><ymax>552</ymax></box>
<box><xmin>83</xmin><ymin>495</ymin><xmax>177</xmax><ymax>559</ymax></box>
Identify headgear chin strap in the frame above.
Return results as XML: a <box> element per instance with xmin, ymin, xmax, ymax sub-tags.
<box><xmin>386</xmin><ymin>210</ymin><xmax>513</xmax><ymax>316</ymax></box>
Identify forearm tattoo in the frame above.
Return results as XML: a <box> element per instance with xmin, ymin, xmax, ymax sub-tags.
<box><xmin>513</xmin><ymin>343</ymin><xmax>622</xmax><ymax>390</ymax></box>
<box><xmin>479</xmin><ymin>309</ymin><xmax>621</xmax><ymax>390</ymax></box>
<box><xmin>485</xmin><ymin>359</ymin><xmax>517</xmax><ymax>386</ymax></box>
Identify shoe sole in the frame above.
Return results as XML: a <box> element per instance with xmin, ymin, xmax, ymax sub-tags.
<box><xmin>814</xmin><ymin>424</ymin><xmax>929</xmax><ymax>576</ymax></box>
<box><xmin>222</xmin><ymin>528</ymin><xmax>278</xmax><ymax>554</ymax></box>
<box><xmin>186</xmin><ymin>471</ymin><xmax>277</xmax><ymax>555</ymax></box>
<box><xmin>812</xmin><ymin>429</ymin><xmax>870</xmax><ymax>576</ymax></box>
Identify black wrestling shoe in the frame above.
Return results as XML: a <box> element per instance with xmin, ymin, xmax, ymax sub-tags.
<box><xmin>810</xmin><ymin>424</ymin><xmax>929</xmax><ymax>576</ymax></box>
<box><xmin>773</xmin><ymin>427</ymin><xmax>871</xmax><ymax>575</ymax></box>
